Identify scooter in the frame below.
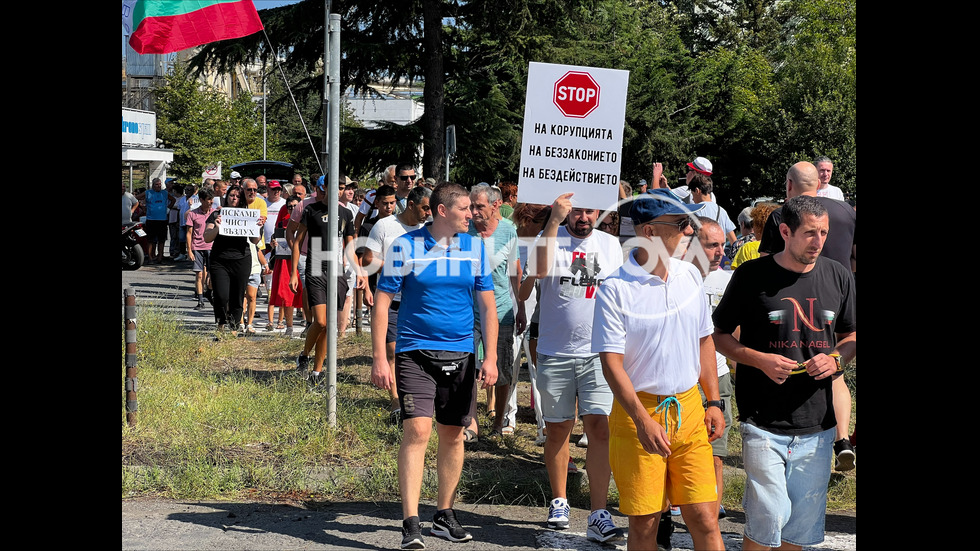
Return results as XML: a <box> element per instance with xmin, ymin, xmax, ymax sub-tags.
<box><xmin>122</xmin><ymin>222</ymin><xmax>147</xmax><ymax>270</ymax></box>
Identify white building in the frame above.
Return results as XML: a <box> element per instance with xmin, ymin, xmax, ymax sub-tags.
<box><xmin>346</xmin><ymin>85</ymin><xmax>424</xmax><ymax>129</ymax></box>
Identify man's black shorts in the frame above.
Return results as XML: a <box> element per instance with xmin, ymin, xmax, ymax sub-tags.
<box><xmin>385</xmin><ymin>301</ymin><xmax>400</xmax><ymax>344</ymax></box>
<box><xmin>145</xmin><ymin>219</ymin><xmax>168</xmax><ymax>244</ymax></box>
<box><xmin>305</xmin><ymin>274</ymin><xmax>349</xmax><ymax>311</ymax></box>
<box><xmin>396</xmin><ymin>349</ymin><xmax>475</xmax><ymax>427</ymax></box>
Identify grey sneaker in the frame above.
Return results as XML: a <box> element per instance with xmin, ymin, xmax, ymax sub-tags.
<box><xmin>401</xmin><ymin>516</ymin><xmax>425</xmax><ymax>549</ymax></box>
<box><xmin>547</xmin><ymin>497</ymin><xmax>570</xmax><ymax>529</ymax></box>
<box><xmin>431</xmin><ymin>509</ymin><xmax>472</xmax><ymax>542</ymax></box>
<box><xmin>587</xmin><ymin>509</ymin><xmax>624</xmax><ymax>543</ymax></box>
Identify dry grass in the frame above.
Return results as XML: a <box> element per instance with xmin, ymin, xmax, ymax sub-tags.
<box><xmin>122</xmin><ymin>307</ymin><xmax>855</xmax><ymax>511</ymax></box>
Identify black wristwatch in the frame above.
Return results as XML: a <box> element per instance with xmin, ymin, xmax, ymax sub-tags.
<box><xmin>706</xmin><ymin>400</ymin><xmax>725</xmax><ymax>412</ymax></box>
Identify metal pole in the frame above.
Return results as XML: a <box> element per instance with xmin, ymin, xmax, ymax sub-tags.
<box><xmin>124</xmin><ymin>289</ymin><xmax>138</xmax><ymax>426</ymax></box>
<box><xmin>322</xmin><ymin>0</ymin><xmax>333</xmax><ymax>170</ymax></box>
<box><xmin>262</xmin><ymin>64</ymin><xmax>268</xmax><ymax>160</ymax></box>
<box><xmin>326</xmin><ymin>12</ymin><xmax>341</xmax><ymax>428</ymax></box>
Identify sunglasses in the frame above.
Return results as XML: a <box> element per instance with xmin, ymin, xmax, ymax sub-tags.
<box><xmin>646</xmin><ymin>217</ymin><xmax>695</xmax><ymax>232</ymax></box>
<box><xmin>245</xmin><ymin>187</ymin><xmax>258</xmax><ymax>192</ymax></box>
<box><xmin>398</xmin><ymin>174</ymin><xmax>416</xmax><ymax>181</ymax></box>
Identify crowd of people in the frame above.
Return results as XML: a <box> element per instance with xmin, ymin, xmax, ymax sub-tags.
<box><xmin>122</xmin><ymin>156</ymin><xmax>856</xmax><ymax>551</ymax></box>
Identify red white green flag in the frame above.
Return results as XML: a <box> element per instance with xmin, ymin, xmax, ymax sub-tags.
<box><xmin>123</xmin><ymin>0</ymin><xmax>264</xmax><ymax>55</ymax></box>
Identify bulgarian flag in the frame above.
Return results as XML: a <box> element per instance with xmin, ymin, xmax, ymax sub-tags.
<box><xmin>123</xmin><ymin>0</ymin><xmax>264</xmax><ymax>55</ymax></box>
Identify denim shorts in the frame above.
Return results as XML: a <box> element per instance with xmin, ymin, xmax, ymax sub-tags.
<box><xmin>536</xmin><ymin>353</ymin><xmax>613</xmax><ymax>422</ymax></box>
<box><xmin>741</xmin><ymin>423</ymin><xmax>835</xmax><ymax>547</ymax></box>
<box><xmin>297</xmin><ymin>255</ymin><xmax>307</xmax><ymax>287</ymax></box>
<box><xmin>192</xmin><ymin>250</ymin><xmax>210</xmax><ymax>273</ymax></box>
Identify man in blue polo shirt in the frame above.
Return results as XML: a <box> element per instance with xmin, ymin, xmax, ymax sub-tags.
<box><xmin>371</xmin><ymin>182</ymin><xmax>498</xmax><ymax>550</ymax></box>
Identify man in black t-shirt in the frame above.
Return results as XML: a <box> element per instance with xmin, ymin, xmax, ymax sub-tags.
<box><xmin>757</xmin><ymin>161</ymin><xmax>857</xmax><ymax>471</ymax></box>
<box><xmin>712</xmin><ymin>195</ymin><xmax>855</xmax><ymax>551</ymax></box>
<box><xmin>290</xmin><ymin>174</ymin><xmax>367</xmax><ymax>388</ymax></box>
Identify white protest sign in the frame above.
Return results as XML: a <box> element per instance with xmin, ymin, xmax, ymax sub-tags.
<box><xmin>218</xmin><ymin>208</ymin><xmax>260</xmax><ymax>238</ymax></box>
<box><xmin>517</xmin><ymin>62</ymin><xmax>629</xmax><ymax>211</ymax></box>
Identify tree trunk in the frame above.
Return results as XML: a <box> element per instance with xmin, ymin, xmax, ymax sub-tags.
<box><xmin>422</xmin><ymin>0</ymin><xmax>445</xmax><ymax>182</ymax></box>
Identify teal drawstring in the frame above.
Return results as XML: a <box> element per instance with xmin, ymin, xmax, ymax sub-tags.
<box><xmin>655</xmin><ymin>396</ymin><xmax>682</xmax><ymax>436</ymax></box>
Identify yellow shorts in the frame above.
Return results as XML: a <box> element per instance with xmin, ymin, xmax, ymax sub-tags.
<box><xmin>609</xmin><ymin>385</ymin><xmax>717</xmax><ymax>516</ymax></box>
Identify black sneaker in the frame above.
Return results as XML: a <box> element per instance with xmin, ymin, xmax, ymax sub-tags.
<box><xmin>656</xmin><ymin>510</ymin><xmax>674</xmax><ymax>551</ymax></box>
<box><xmin>307</xmin><ymin>371</ymin><xmax>326</xmax><ymax>391</ymax></box>
<box><xmin>431</xmin><ymin>509</ymin><xmax>472</xmax><ymax>542</ymax></box>
<box><xmin>834</xmin><ymin>438</ymin><xmax>856</xmax><ymax>471</ymax></box>
<box><xmin>401</xmin><ymin>516</ymin><xmax>425</xmax><ymax>549</ymax></box>
<box><xmin>296</xmin><ymin>355</ymin><xmax>310</xmax><ymax>373</ymax></box>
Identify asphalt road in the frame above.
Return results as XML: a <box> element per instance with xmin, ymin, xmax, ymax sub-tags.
<box><xmin>121</xmin><ymin>260</ymin><xmax>856</xmax><ymax>550</ymax></box>
<box><xmin>121</xmin><ymin>497</ymin><xmax>855</xmax><ymax>550</ymax></box>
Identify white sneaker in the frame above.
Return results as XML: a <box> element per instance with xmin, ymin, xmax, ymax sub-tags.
<box><xmin>587</xmin><ymin>509</ymin><xmax>624</xmax><ymax>542</ymax></box>
<box><xmin>547</xmin><ymin>497</ymin><xmax>570</xmax><ymax>529</ymax></box>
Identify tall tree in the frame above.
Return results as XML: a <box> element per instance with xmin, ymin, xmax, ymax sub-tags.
<box><xmin>768</xmin><ymin>0</ymin><xmax>856</xmax><ymax>196</ymax></box>
<box><xmin>155</xmin><ymin>62</ymin><xmax>281</xmax><ymax>181</ymax></box>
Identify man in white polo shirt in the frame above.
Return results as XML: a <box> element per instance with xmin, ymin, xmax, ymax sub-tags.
<box><xmin>592</xmin><ymin>188</ymin><xmax>725</xmax><ymax>551</ymax></box>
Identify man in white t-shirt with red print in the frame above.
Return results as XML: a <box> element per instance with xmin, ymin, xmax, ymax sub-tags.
<box><xmin>528</xmin><ymin>192</ymin><xmax>624</xmax><ymax>543</ymax></box>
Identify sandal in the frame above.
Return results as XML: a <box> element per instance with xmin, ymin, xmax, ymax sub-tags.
<box><xmin>276</xmin><ymin>322</ymin><xmax>286</xmax><ymax>330</ymax></box>
<box><xmin>487</xmin><ymin>409</ymin><xmax>497</xmax><ymax>421</ymax></box>
<box><xmin>501</xmin><ymin>426</ymin><xmax>514</xmax><ymax>436</ymax></box>
<box><xmin>265</xmin><ymin>322</ymin><xmax>274</xmax><ymax>331</ymax></box>
<box><xmin>464</xmin><ymin>429</ymin><xmax>479</xmax><ymax>443</ymax></box>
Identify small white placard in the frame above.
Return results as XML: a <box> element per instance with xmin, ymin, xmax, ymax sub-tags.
<box><xmin>218</xmin><ymin>208</ymin><xmax>260</xmax><ymax>238</ymax></box>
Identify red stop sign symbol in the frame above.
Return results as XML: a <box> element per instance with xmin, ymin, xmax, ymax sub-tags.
<box><xmin>553</xmin><ymin>71</ymin><xmax>600</xmax><ymax>118</ymax></box>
